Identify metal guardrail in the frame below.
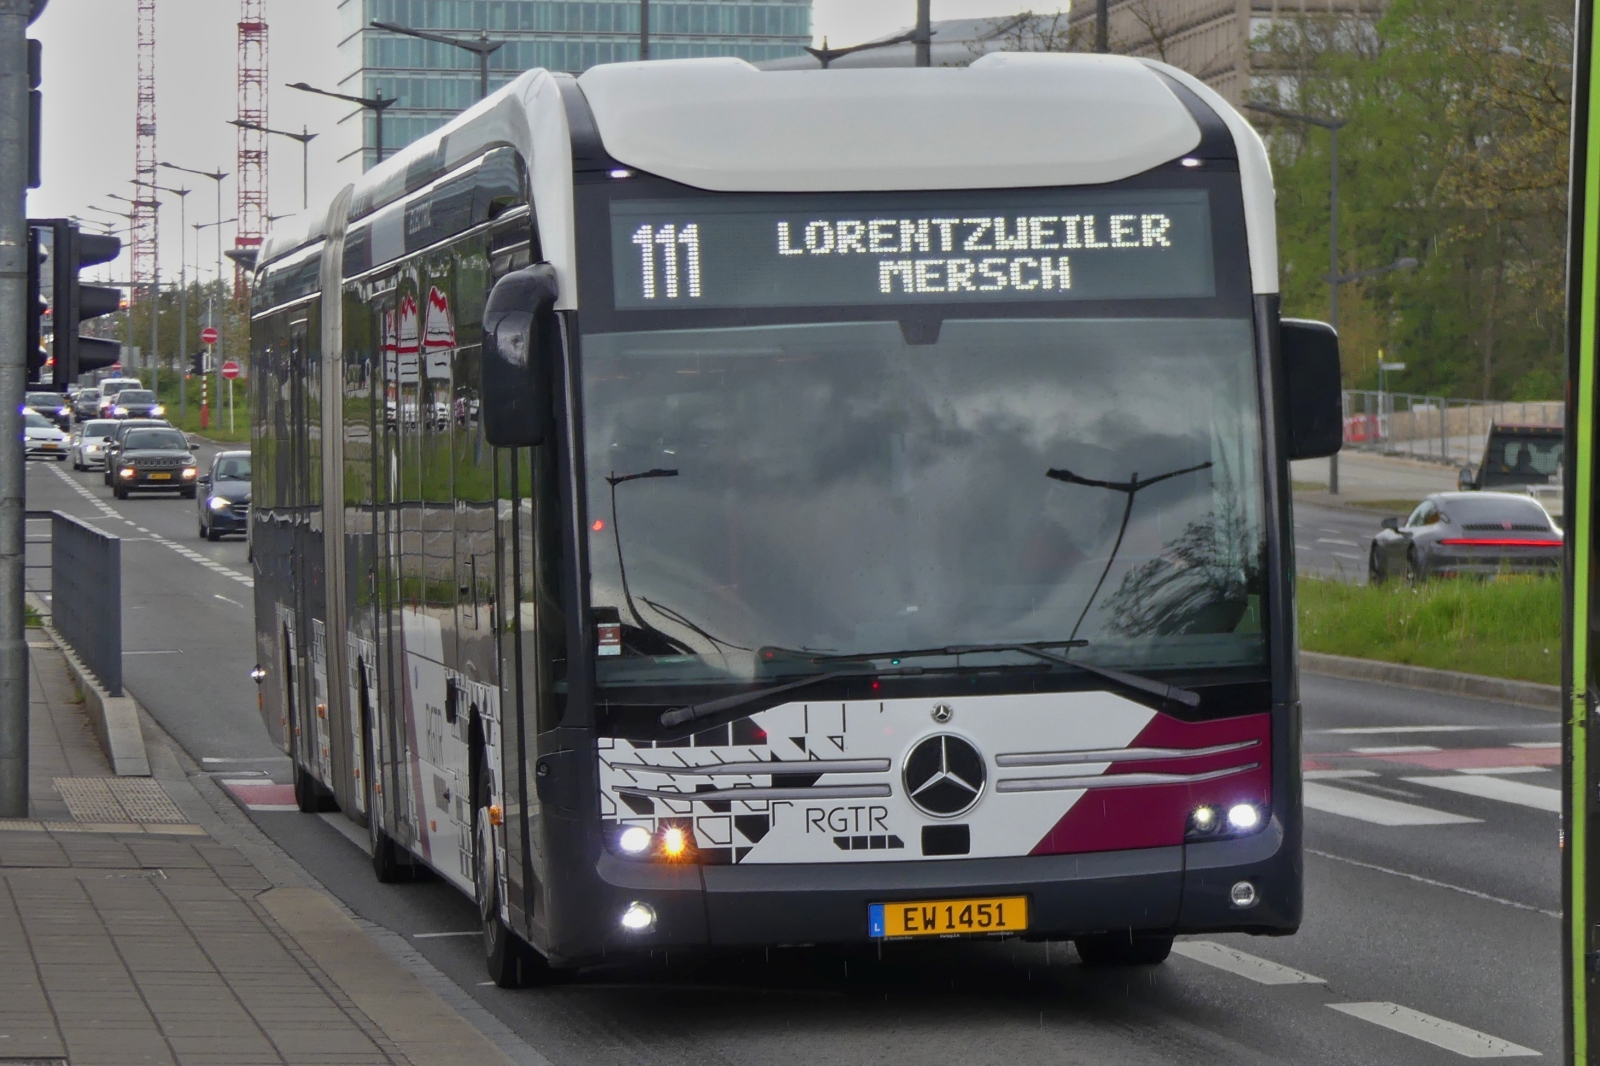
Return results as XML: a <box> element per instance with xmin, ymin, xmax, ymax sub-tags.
<box><xmin>49</xmin><ymin>511</ymin><xmax>121</xmax><ymax>695</ymax></box>
<box><xmin>1341</xmin><ymin>391</ymin><xmax>1564</xmax><ymax>466</ymax></box>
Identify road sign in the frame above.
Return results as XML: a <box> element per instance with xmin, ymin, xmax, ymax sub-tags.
<box><xmin>1378</xmin><ymin>361</ymin><xmax>1407</xmax><ymax>372</ymax></box>
<box><xmin>201</xmin><ymin>326</ymin><xmax>219</xmax><ymax>346</ymax></box>
<box><xmin>220</xmin><ymin>361</ymin><xmax>240</xmax><ymax>380</ymax></box>
<box><xmin>108</xmin><ymin>362</ymin><xmax>120</xmax><ymax>372</ymax></box>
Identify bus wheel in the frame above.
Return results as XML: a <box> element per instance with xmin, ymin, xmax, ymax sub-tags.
<box><xmin>1074</xmin><ymin>933</ymin><xmax>1174</xmax><ymax>966</ymax></box>
<box><xmin>371</xmin><ymin>828</ymin><xmax>413</xmax><ymax>884</ymax></box>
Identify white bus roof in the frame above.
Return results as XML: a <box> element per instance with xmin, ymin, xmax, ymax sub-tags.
<box><xmin>259</xmin><ymin>55</ymin><xmax>1275</xmax><ymax>297</ymax></box>
<box><xmin>580</xmin><ymin>54</ymin><xmax>1198</xmax><ymax>192</ymax></box>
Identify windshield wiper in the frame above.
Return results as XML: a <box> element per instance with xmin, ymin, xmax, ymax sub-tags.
<box><xmin>813</xmin><ymin>641</ymin><xmax>1200</xmax><ymax>710</ymax></box>
<box><xmin>659</xmin><ymin>666</ymin><xmax>894</xmax><ymax>729</ymax></box>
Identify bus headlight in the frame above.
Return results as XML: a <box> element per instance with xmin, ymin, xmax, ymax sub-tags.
<box><xmin>1227</xmin><ymin>803</ymin><xmax>1260</xmax><ymax>831</ymax></box>
<box><xmin>617</xmin><ymin>825</ymin><xmax>652</xmax><ymax>855</ymax></box>
<box><xmin>1186</xmin><ymin>802</ymin><xmax>1265</xmax><ymax>841</ymax></box>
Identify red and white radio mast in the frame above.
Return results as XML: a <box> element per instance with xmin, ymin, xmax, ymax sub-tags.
<box><xmin>131</xmin><ymin>0</ymin><xmax>157</xmax><ymax>304</ymax></box>
<box><xmin>235</xmin><ymin>0</ymin><xmax>268</xmax><ymax>293</ymax></box>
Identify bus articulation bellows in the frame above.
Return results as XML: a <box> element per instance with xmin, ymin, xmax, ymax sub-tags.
<box><xmin>248</xmin><ymin>52</ymin><xmax>1342</xmax><ymax>985</ymax></box>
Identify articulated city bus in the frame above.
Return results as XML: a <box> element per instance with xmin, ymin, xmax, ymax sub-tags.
<box><xmin>249</xmin><ymin>53</ymin><xmax>1342</xmax><ymax>986</ymax></box>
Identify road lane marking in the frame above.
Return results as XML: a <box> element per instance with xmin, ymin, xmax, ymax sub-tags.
<box><xmin>124</xmin><ymin>650</ymin><xmax>181</xmax><ymax>655</ymax></box>
<box><xmin>1302</xmin><ymin>782</ymin><xmax>1479</xmax><ymax>825</ymax></box>
<box><xmin>1170</xmin><ymin>941</ymin><xmax>1324</xmax><ymax>985</ymax></box>
<box><xmin>1460</xmin><ymin>766</ymin><xmax>1549</xmax><ymax>776</ymax></box>
<box><xmin>214</xmin><ymin>593</ymin><xmax>245</xmax><ymax>608</ymax></box>
<box><xmin>412</xmin><ymin>931</ymin><xmax>480</xmax><ymax>939</ymax></box>
<box><xmin>1315</xmin><ymin>726</ymin><xmax>1497</xmax><ymax>735</ymax></box>
<box><xmin>1402</xmin><ymin>774</ymin><xmax>1562</xmax><ymax>813</ymax></box>
<box><xmin>1352</xmin><ymin>745</ymin><xmax>1441</xmax><ymax>754</ymax></box>
<box><xmin>48</xmin><ymin>463</ymin><xmax>254</xmax><ymax>587</ymax></box>
<box><xmin>1356</xmin><ymin>746</ymin><xmax>1562</xmax><ymax>771</ymax></box>
<box><xmin>1315</xmin><ymin>537</ymin><xmax>1358</xmax><ymax>546</ymax></box>
<box><xmin>1307</xmin><ymin>848</ymin><xmax>1558</xmax><ymax>918</ymax></box>
<box><xmin>1303</xmin><ymin>769</ymin><xmax>1378</xmax><ymax>780</ymax></box>
<box><xmin>1513</xmin><ymin>742</ymin><xmax>1561</xmax><ymax>749</ymax></box>
<box><xmin>1327</xmin><ymin>1002</ymin><xmax>1540</xmax><ymax>1058</ymax></box>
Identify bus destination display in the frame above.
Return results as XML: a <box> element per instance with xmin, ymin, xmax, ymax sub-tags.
<box><xmin>609</xmin><ymin>189</ymin><xmax>1215</xmax><ymax>309</ymax></box>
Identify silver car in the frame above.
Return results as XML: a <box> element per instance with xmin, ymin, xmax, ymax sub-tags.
<box><xmin>70</xmin><ymin>418</ymin><xmax>117</xmax><ymax>471</ymax></box>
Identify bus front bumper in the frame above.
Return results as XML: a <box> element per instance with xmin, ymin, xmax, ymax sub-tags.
<box><xmin>574</xmin><ymin>817</ymin><xmax>1296</xmax><ymax>961</ymax></box>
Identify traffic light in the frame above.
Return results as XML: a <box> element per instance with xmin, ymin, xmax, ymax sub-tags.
<box><xmin>44</xmin><ymin>220</ymin><xmax>121</xmax><ymax>388</ymax></box>
<box><xmin>25</xmin><ymin>226</ymin><xmax>47</xmax><ymax>384</ymax></box>
<box><xmin>190</xmin><ymin>351</ymin><xmax>205</xmax><ymax>377</ymax></box>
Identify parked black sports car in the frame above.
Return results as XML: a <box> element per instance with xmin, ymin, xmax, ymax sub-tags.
<box><xmin>1369</xmin><ymin>491</ymin><xmax>1561</xmax><ymax>584</ymax></box>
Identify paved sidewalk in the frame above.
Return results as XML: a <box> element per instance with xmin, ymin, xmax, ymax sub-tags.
<box><xmin>0</xmin><ymin>630</ymin><xmax>525</xmax><ymax>1066</ymax></box>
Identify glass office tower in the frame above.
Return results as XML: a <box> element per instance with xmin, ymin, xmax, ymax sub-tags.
<box><xmin>335</xmin><ymin>0</ymin><xmax>813</xmax><ymax>171</ymax></box>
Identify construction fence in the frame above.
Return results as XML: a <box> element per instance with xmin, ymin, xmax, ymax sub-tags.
<box><xmin>1340</xmin><ymin>391</ymin><xmax>1564</xmax><ymax>466</ymax></box>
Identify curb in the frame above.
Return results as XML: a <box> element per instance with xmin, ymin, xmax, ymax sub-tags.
<box><xmin>1300</xmin><ymin>650</ymin><xmax>1561</xmax><ymax>710</ymax></box>
<box><xmin>35</xmin><ymin>622</ymin><xmax>151</xmax><ymax>776</ymax></box>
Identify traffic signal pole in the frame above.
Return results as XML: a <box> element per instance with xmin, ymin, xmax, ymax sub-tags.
<box><xmin>0</xmin><ymin>0</ymin><xmax>33</xmax><ymax>817</ymax></box>
<box><xmin>1569</xmin><ymin>2</ymin><xmax>1600</xmax><ymax>1060</ymax></box>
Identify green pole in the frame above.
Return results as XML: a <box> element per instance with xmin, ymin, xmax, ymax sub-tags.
<box><xmin>1567</xmin><ymin>3</ymin><xmax>1599</xmax><ymax>1061</ymax></box>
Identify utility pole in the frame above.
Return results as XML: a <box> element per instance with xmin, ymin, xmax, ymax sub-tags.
<box><xmin>0</xmin><ymin>0</ymin><xmax>38</xmax><ymax>818</ymax></box>
<box><xmin>914</xmin><ymin>0</ymin><xmax>931</xmax><ymax>67</ymax></box>
<box><xmin>1096</xmin><ymin>0</ymin><xmax>1109</xmax><ymax>53</ymax></box>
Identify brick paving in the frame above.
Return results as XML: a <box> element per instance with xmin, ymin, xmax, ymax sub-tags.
<box><xmin>0</xmin><ymin>633</ymin><xmax>485</xmax><ymax>1066</ymax></box>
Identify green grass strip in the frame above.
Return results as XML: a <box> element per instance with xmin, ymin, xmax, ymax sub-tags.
<box><xmin>1299</xmin><ymin>576</ymin><xmax>1560</xmax><ymax>686</ymax></box>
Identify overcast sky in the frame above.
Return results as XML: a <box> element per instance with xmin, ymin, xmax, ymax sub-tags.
<box><xmin>26</xmin><ymin>0</ymin><xmax>1034</xmax><ymax>285</ymax></box>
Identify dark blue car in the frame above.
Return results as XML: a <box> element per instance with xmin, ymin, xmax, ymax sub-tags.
<box><xmin>198</xmin><ymin>450</ymin><xmax>250</xmax><ymax>541</ymax></box>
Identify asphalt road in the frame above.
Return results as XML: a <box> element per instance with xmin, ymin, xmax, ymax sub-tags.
<box><xmin>1294</xmin><ymin>499</ymin><xmax>1385</xmax><ymax>584</ymax></box>
<box><xmin>24</xmin><ymin>455</ymin><xmax>1565</xmax><ymax>1064</ymax></box>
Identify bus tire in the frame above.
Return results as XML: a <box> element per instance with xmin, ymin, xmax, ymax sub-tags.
<box><xmin>1073</xmin><ymin>933</ymin><xmax>1174</xmax><ymax>967</ymax></box>
<box><xmin>371</xmin><ymin>828</ymin><xmax>413</xmax><ymax>884</ymax></box>
<box><xmin>293</xmin><ymin>764</ymin><xmax>324</xmax><ymax>813</ymax></box>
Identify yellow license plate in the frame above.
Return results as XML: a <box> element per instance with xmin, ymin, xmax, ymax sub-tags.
<box><xmin>41</xmin><ymin>443</ymin><xmax>57</xmax><ymax>449</ymax></box>
<box><xmin>870</xmin><ymin>895</ymin><xmax>1028</xmax><ymax>938</ymax></box>
<box><xmin>147</xmin><ymin>472</ymin><xmax>172</xmax><ymax>480</ymax></box>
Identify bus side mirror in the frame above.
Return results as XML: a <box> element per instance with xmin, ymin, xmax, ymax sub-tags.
<box><xmin>1381</xmin><ymin>516</ymin><xmax>1400</xmax><ymax>531</ymax></box>
<box><xmin>1281</xmin><ymin>318</ymin><xmax>1342</xmax><ymax>460</ymax></box>
<box><xmin>1458</xmin><ymin>467</ymin><xmax>1476</xmax><ymax>491</ymax></box>
<box><xmin>482</xmin><ymin>263</ymin><xmax>559</xmax><ymax>448</ymax></box>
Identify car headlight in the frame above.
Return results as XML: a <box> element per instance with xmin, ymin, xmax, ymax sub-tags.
<box><xmin>118</xmin><ymin>467</ymin><xmax>135</xmax><ymax>479</ymax></box>
<box><xmin>208</xmin><ymin>496</ymin><xmax>231</xmax><ymax>511</ymax></box>
<box><xmin>56</xmin><ymin>407</ymin><xmax>69</xmax><ymax>417</ymax></box>
<box><xmin>85</xmin><ymin>444</ymin><xmax>100</xmax><ymax>453</ymax></box>
<box><xmin>151</xmin><ymin>405</ymin><xmax>165</xmax><ymax>416</ymax></box>
<box><xmin>113</xmin><ymin>406</ymin><xmax>127</xmax><ymax>416</ymax></box>
<box><xmin>182</xmin><ymin>467</ymin><xmax>198</xmax><ymax>479</ymax></box>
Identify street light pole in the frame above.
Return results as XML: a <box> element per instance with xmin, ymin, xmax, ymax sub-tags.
<box><xmin>135</xmin><ymin>180</ymin><xmax>188</xmax><ymax>415</ymax></box>
<box><xmin>640</xmin><ymin>0</ymin><xmax>649</xmax><ymax>60</ymax></box>
<box><xmin>161</xmin><ymin>162</ymin><xmax>227</xmax><ymax>426</ymax></box>
<box><xmin>1096</xmin><ymin>0</ymin><xmax>1109</xmax><ymax>53</ymax></box>
<box><xmin>914</xmin><ymin>0</ymin><xmax>931</xmax><ymax>67</ymax></box>
<box><xmin>109</xmin><ymin>191</ymin><xmax>160</xmax><ymax>383</ymax></box>
<box><xmin>229</xmin><ymin>119</ymin><xmax>315</xmax><ymax>211</ymax></box>
<box><xmin>368</xmin><ymin>21</ymin><xmax>504</xmax><ymax>102</ymax></box>
<box><xmin>288</xmin><ymin>81</ymin><xmax>397</xmax><ymax>168</ymax></box>
<box><xmin>1243</xmin><ymin>101</ymin><xmax>1349</xmax><ymax>495</ymax></box>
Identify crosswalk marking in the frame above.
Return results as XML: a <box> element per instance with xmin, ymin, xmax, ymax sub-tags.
<box><xmin>1328</xmin><ymin>1002</ymin><xmax>1540</xmax><ymax>1057</ymax></box>
<box><xmin>1513</xmin><ymin>742</ymin><xmax>1561</xmax><ymax>749</ymax></box>
<box><xmin>1402</xmin><ymin>775</ymin><xmax>1561</xmax><ymax>813</ymax></box>
<box><xmin>1170</xmin><ymin>941</ymin><xmax>1324</xmax><ymax>985</ymax></box>
<box><xmin>1352</xmin><ymin>745</ymin><xmax>1441</xmax><ymax>754</ymax></box>
<box><xmin>1303</xmin><ymin>769</ymin><xmax>1378</xmax><ymax>780</ymax></box>
<box><xmin>1314</xmin><ymin>726</ymin><xmax>1497</xmax><ymax>735</ymax></box>
<box><xmin>1303</xmin><ymin>782</ymin><xmax>1480</xmax><ymax>826</ymax></box>
<box><xmin>1460</xmin><ymin>767</ymin><xmax>1548</xmax><ymax>776</ymax></box>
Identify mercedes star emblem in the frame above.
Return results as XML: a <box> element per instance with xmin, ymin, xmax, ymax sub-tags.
<box><xmin>903</xmin><ymin>734</ymin><xmax>985</xmax><ymax>818</ymax></box>
<box><xmin>931</xmin><ymin>703</ymin><xmax>953</xmax><ymax>723</ymax></box>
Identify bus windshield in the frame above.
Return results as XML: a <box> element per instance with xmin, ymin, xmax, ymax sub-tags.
<box><xmin>581</xmin><ymin>316</ymin><xmax>1266</xmax><ymax>686</ymax></box>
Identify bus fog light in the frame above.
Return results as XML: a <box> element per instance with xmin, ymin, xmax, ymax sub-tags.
<box><xmin>1230</xmin><ymin>881</ymin><xmax>1259</xmax><ymax>908</ymax></box>
<box><xmin>1190</xmin><ymin>806</ymin><xmax>1217</xmax><ymax>832</ymax></box>
<box><xmin>618</xmin><ymin>826</ymin><xmax>652</xmax><ymax>855</ymax></box>
<box><xmin>620</xmin><ymin>901</ymin><xmax>655</xmax><ymax>932</ymax></box>
<box><xmin>1227</xmin><ymin>803</ymin><xmax>1261</xmax><ymax>831</ymax></box>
